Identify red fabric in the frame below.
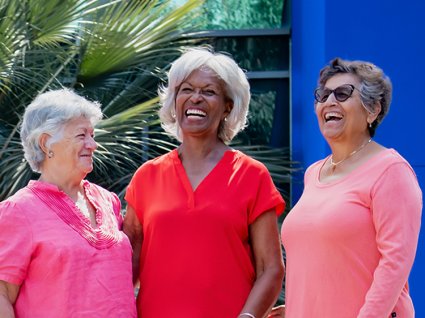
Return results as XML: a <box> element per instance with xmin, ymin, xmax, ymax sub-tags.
<box><xmin>125</xmin><ymin>149</ymin><xmax>284</xmax><ymax>318</ymax></box>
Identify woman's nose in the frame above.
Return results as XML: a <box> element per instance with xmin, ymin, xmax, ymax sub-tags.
<box><xmin>324</xmin><ymin>92</ymin><xmax>338</xmax><ymax>105</ymax></box>
<box><xmin>86</xmin><ymin>136</ymin><xmax>97</xmax><ymax>150</ymax></box>
<box><xmin>189</xmin><ymin>88</ymin><xmax>202</xmax><ymax>102</ymax></box>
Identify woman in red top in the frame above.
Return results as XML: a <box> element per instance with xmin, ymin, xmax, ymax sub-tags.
<box><xmin>124</xmin><ymin>47</ymin><xmax>285</xmax><ymax>318</ymax></box>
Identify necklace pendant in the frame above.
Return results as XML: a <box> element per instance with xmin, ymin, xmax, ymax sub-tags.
<box><xmin>328</xmin><ymin>138</ymin><xmax>372</xmax><ymax>171</ymax></box>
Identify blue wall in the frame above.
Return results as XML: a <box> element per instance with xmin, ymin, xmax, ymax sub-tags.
<box><xmin>292</xmin><ymin>0</ymin><xmax>425</xmax><ymax>315</ymax></box>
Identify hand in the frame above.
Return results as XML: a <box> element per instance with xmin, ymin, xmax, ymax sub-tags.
<box><xmin>267</xmin><ymin>304</ymin><xmax>285</xmax><ymax>317</ymax></box>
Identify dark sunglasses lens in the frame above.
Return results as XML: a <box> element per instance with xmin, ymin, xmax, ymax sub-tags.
<box><xmin>334</xmin><ymin>86</ymin><xmax>354</xmax><ymax>102</ymax></box>
<box><xmin>315</xmin><ymin>88</ymin><xmax>330</xmax><ymax>103</ymax></box>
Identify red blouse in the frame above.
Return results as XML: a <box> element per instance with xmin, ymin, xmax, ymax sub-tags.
<box><xmin>125</xmin><ymin>149</ymin><xmax>284</xmax><ymax>318</ymax></box>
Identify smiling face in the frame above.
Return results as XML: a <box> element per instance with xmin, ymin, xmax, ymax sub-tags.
<box><xmin>175</xmin><ymin>68</ymin><xmax>232</xmax><ymax>141</ymax></box>
<box><xmin>315</xmin><ymin>73</ymin><xmax>377</xmax><ymax>144</ymax></box>
<box><xmin>47</xmin><ymin>116</ymin><xmax>97</xmax><ymax>178</ymax></box>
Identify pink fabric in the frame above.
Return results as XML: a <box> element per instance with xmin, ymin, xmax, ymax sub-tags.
<box><xmin>281</xmin><ymin>149</ymin><xmax>422</xmax><ymax>318</ymax></box>
<box><xmin>0</xmin><ymin>180</ymin><xmax>136</xmax><ymax>318</ymax></box>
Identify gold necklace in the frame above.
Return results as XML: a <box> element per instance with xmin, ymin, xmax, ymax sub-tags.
<box><xmin>330</xmin><ymin>138</ymin><xmax>372</xmax><ymax>170</ymax></box>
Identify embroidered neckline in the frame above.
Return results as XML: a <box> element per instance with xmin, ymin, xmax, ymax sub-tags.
<box><xmin>27</xmin><ymin>181</ymin><xmax>120</xmax><ymax>249</ymax></box>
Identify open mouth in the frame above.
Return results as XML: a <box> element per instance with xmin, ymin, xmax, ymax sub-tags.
<box><xmin>185</xmin><ymin>108</ymin><xmax>206</xmax><ymax>118</ymax></box>
<box><xmin>324</xmin><ymin>112</ymin><xmax>343</xmax><ymax>122</ymax></box>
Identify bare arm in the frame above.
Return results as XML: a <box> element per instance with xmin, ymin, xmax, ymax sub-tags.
<box><xmin>0</xmin><ymin>280</ymin><xmax>19</xmax><ymax>318</ymax></box>
<box><xmin>123</xmin><ymin>205</ymin><xmax>143</xmax><ymax>286</ymax></box>
<box><xmin>239</xmin><ymin>210</ymin><xmax>285</xmax><ymax>318</ymax></box>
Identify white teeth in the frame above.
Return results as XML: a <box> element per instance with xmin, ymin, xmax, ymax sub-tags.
<box><xmin>186</xmin><ymin>109</ymin><xmax>206</xmax><ymax>117</ymax></box>
<box><xmin>324</xmin><ymin>112</ymin><xmax>343</xmax><ymax>121</ymax></box>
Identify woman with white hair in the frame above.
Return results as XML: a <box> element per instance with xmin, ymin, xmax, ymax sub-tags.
<box><xmin>124</xmin><ymin>47</ymin><xmax>285</xmax><ymax>318</ymax></box>
<box><xmin>0</xmin><ymin>89</ymin><xmax>136</xmax><ymax>317</ymax></box>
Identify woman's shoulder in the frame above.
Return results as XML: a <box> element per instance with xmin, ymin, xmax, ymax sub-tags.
<box><xmin>368</xmin><ymin>148</ymin><xmax>413</xmax><ymax>171</ymax></box>
<box><xmin>0</xmin><ymin>187</ymin><xmax>32</xmax><ymax>221</ymax></box>
<box><xmin>230</xmin><ymin>149</ymin><xmax>270</xmax><ymax>172</ymax></box>
<box><xmin>348</xmin><ymin>148</ymin><xmax>417</xmax><ymax>185</ymax></box>
<box><xmin>1</xmin><ymin>185</ymin><xmax>34</xmax><ymax>207</ymax></box>
<box><xmin>304</xmin><ymin>158</ymin><xmax>327</xmax><ymax>177</ymax></box>
<box><xmin>138</xmin><ymin>149</ymin><xmax>176</xmax><ymax>170</ymax></box>
<box><xmin>129</xmin><ymin>150</ymin><xmax>177</xmax><ymax>183</ymax></box>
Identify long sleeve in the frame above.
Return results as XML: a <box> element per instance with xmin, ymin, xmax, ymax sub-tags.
<box><xmin>358</xmin><ymin>162</ymin><xmax>422</xmax><ymax>317</ymax></box>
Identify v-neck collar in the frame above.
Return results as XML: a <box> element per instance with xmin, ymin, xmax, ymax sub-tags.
<box><xmin>170</xmin><ymin>148</ymin><xmax>236</xmax><ymax>208</ymax></box>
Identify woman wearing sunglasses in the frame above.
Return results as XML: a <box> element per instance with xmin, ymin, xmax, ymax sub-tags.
<box><xmin>277</xmin><ymin>58</ymin><xmax>422</xmax><ymax>317</ymax></box>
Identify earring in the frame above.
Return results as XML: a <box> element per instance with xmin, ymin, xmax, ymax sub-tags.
<box><xmin>224</xmin><ymin>117</ymin><xmax>228</xmax><ymax>122</ymax></box>
<box><xmin>368</xmin><ymin>122</ymin><xmax>372</xmax><ymax>128</ymax></box>
<box><xmin>171</xmin><ymin>109</ymin><xmax>176</xmax><ymax>119</ymax></box>
<box><xmin>48</xmin><ymin>151</ymin><xmax>54</xmax><ymax>158</ymax></box>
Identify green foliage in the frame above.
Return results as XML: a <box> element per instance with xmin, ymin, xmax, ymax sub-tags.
<box><xmin>193</xmin><ymin>0</ymin><xmax>284</xmax><ymax>30</ymax></box>
<box><xmin>0</xmin><ymin>0</ymin><xmax>296</xmax><ymax>203</ymax></box>
<box><xmin>241</xmin><ymin>91</ymin><xmax>276</xmax><ymax>144</ymax></box>
<box><xmin>0</xmin><ymin>0</ymin><xmax>203</xmax><ymax>199</ymax></box>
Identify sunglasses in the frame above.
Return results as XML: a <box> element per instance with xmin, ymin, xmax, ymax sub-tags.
<box><xmin>314</xmin><ymin>84</ymin><xmax>357</xmax><ymax>103</ymax></box>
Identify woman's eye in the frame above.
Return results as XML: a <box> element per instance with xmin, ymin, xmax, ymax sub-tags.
<box><xmin>203</xmin><ymin>90</ymin><xmax>215</xmax><ymax>96</ymax></box>
<box><xmin>336</xmin><ymin>93</ymin><xmax>348</xmax><ymax>99</ymax></box>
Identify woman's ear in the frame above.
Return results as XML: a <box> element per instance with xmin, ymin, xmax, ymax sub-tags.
<box><xmin>39</xmin><ymin>133</ymin><xmax>51</xmax><ymax>155</ymax></box>
<box><xmin>368</xmin><ymin>102</ymin><xmax>382</xmax><ymax>124</ymax></box>
<box><xmin>224</xmin><ymin>100</ymin><xmax>234</xmax><ymax>117</ymax></box>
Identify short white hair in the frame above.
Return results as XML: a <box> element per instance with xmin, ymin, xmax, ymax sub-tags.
<box><xmin>158</xmin><ymin>47</ymin><xmax>251</xmax><ymax>143</ymax></box>
<box><xmin>20</xmin><ymin>89</ymin><xmax>103</xmax><ymax>172</ymax></box>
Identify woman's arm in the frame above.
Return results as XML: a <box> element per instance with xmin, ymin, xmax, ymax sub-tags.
<box><xmin>123</xmin><ymin>205</ymin><xmax>143</xmax><ymax>286</ymax></box>
<box><xmin>358</xmin><ymin>163</ymin><xmax>422</xmax><ymax>317</ymax></box>
<box><xmin>239</xmin><ymin>210</ymin><xmax>285</xmax><ymax>318</ymax></box>
<box><xmin>0</xmin><ymin>280</ymin><xmax>19</xmax><ymax>318</ymax></box>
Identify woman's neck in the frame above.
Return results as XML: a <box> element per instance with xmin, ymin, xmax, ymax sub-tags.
<box><xmin>178</xmin><ymin>137</ymin><xmax>229</xmax><ymax>162</ymax></box>
<box><xmin>328</xmin><ymin>135</ymin><xmax>371</xmax><ymax>162</ymax></box>
<box><xmin>38</xmin><ymin>171</ymin><xmax>85</xmax><ymax>201</ymax></box>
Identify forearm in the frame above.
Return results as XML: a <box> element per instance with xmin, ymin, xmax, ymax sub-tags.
<box><xmin>0</xmin><ymin>294</ymin><xmax>15</xmax><ymax>318</ymax></box>
<box><xmin>357</xmin><ymin>256</ymin><xmax>414</xmax><ymax>317</ymax></box>
<box><xmin>240</xmin><ymin>265</ymin><xmax>284</xmax><ymax>318</ymax></box>
<box><xmin>131</xmin><ymin>242</ymin><xmax>141</xmax><ymax>286</ymax></box>
<box><xmin>358</xmin><ymin>163</ymin><xmax>422</xmax><ymax>316</ymax></box>
<box><xmin>123</xmin><ymin>205</ymin><xmax>143</xmax><ymax>286</ymax></box>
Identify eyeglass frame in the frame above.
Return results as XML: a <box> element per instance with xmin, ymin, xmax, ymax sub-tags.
<box><xmin>314</xmin><ymin>84</ymin><xmax>359</xmax><ymax>103</ymax></box>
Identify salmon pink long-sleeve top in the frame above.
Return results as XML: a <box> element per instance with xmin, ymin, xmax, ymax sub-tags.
<box><xmin>281</xmin><ymin>149</ymin><xmax>422</xmax><ymax>318</ymax></box>
<box><xmin>0</xmin><ymin>180</ymin><xmax>136</xmax><ymax>318</ymax></box>
<box><xmin>125</xmin><ymin>149</ymin><xmax>285</xmax><ymax>318</ymax></box>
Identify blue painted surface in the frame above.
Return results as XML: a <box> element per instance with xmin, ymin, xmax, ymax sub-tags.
<box><xmin>291</xmin><ymin>0</ymin><xmax>425</xmax><ymax>314</ymax></box>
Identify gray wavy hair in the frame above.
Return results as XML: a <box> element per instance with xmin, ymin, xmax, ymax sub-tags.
<box><xmin>317</xmin><ymin>57</ymin><xmax>392</xmax><ymax>137</ymax></box>
<box><xmin>158</xmin><ymin>47</ymin><xmax>251</xmax><ymax>143</ymax></box>
<box><xmin>20</xmin><ymin>89</ymin><xmax>103</xmax><ymax>172</ymax></box>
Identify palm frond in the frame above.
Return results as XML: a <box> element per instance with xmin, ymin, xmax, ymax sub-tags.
<box><xmin>90</xmin><ymin>97</ymin><xmax>177</xmax><ymax>195</ymax></box>
<box><xmin>232</xmin><ymin>144</ymin><xmax>301</xmax><ymax>200</ymax></box>
<box><xmin>0</xmin><ymin>0</ymin><xmax>203</xmax><ymax>200</ymax></box>
<box><xmin>79</xmin><ymin>0</ymin><xmax>203</xmax><ymax>80</ymax></box>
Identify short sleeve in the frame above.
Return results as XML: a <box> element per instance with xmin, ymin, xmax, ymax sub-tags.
<box><xmin>0</xmin><ymin>201</ymin><xmax>33</xmax><ymax>285</ymax></box>
<box><xmin>124</xmin><ymin>168</ymin><xmax>140</xmax><ymax>212</ymax></box>
<box><xmin>124</xmin><ymin>166</ymin><xmax>144</xmax><ymax>217</ymax></box>
<box><xmin>248</xmin><ymin>163</ymin><xmax>285</xmax><ymax>224</ymax></box>
<box><xmin>124</xmin><ymin>176</ymin><xmax>136</xmax><ymax>208</ymax></box>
